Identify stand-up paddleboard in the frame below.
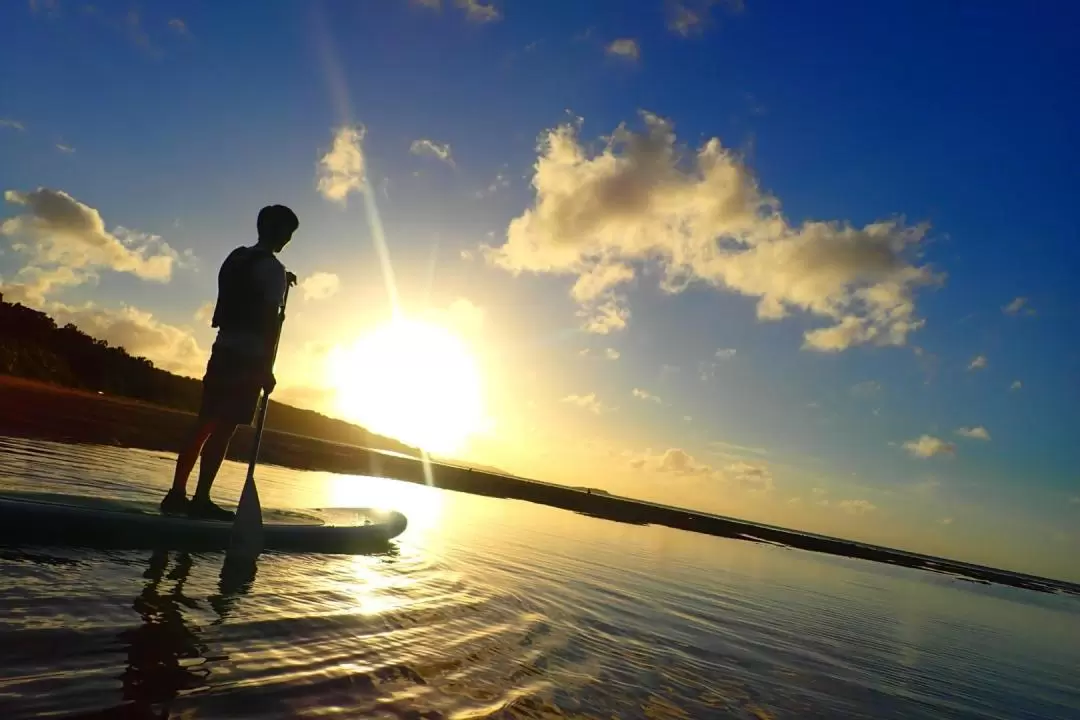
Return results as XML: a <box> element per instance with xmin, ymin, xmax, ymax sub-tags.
<box><xmin>0</xmin><ymin>492</ymin><xmax>407</xmax><ymax>554</ymax></box>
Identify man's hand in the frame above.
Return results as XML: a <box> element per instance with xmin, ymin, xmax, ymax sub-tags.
<box><xmin>286</xmin><ymin>271</ymin><xmax>298</xmax><ymax>287</ymax></box>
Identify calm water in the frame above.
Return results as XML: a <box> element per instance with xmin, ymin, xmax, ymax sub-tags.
<box><xmin>1</xmin><ymin>437</ymin><xmax>1078</xmax><ymax>719</ymax></box>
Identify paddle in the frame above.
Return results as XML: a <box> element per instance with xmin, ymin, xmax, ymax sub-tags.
<box><xmin>226</xmin><ymin>276</ymin><xmax>293</xmax><ymax>561</ymax></box>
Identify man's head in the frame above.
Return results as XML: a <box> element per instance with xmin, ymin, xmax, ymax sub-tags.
<box><xmin>256</xmin><ymin>204</ymin><xmax>299</xmax><ymax>252</ymax></box>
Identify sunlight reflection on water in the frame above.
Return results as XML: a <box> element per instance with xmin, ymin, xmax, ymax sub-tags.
<box><xmin>0</xmin><ymin>437</ymin><xmax>1078</xmax><ymax>719</ymax></box>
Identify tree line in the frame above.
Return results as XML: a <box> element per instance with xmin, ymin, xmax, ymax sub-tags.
<box><xmin>0</xmin><ymin>293</ymin><xmax>415</xmax><ymax>454</ymax></box>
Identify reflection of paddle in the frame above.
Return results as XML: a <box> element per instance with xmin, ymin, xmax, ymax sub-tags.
<box><xmin>226</xmin><ymin>278</ymin><xmax>292</xmax><ymax>562</ymax></box>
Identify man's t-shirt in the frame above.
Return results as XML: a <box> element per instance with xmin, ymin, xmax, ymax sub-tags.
<box><xmin>212</xmin><ymin>247</ymin><xmax>287</xmax><ymax>359</ymax></box>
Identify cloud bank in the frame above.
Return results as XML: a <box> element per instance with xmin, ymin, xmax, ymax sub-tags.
<box><xmin>484</xmin><ymin>112</ymin><xmax>941</xmax><ymax>350</ymax></box>
<box><xmin>633</xmin><ymin>447</ymin><xmax>773</xmax><ymax>492</ymax></box>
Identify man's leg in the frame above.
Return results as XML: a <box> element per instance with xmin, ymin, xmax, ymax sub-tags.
<box><xmin>161</xmin><ymin>418</ymin><xmax>216</xmax><ymax>515</ymax></box>
<box><xmin>171</xmin><ymin>419</ymin><xmax>217</xmax><ymax>494</ymax></box>
<box><xmin>187</xmin><ymin>423</ymin><xmax>239</xmax><ymax>521</ymax></box>
<box><xmin>186</xmin><ymin>348</ymin><xmax>261</xmax><ymax>521</ymax></box>
<box><xmin>192</xmin><ymin>423</ymin><xmax>236</xmax><ymax>503</ymax></box>
<box><xmin>163</xmin><ymin>347</ymin><xmax>221</xmax><ymax>515</ymax></box>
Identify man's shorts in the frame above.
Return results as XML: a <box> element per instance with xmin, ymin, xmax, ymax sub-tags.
<box><xmin>198</xmin><ymin>347</ymin><xmax>266</xmax><ymax>426</ymax></box>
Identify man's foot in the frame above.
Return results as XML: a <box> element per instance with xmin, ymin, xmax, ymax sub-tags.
<box><xmin>187</xmin><ymin>496</ymin><xmax>236</xmax><ymax>522</ymax></box>
<box><xmin>160</xmin><ymin>488</ymin><xmax>189</xmax><ymax>516</ymax></box>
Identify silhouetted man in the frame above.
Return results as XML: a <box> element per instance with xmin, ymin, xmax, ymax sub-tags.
<box><xmin>160</xmin><ymin>205</ymin><xmax>298</xmax><ymax>520</ymax></box>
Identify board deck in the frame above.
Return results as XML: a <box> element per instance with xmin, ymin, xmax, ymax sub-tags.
<box><xmin>0</xmin><ymin>491</ymin><xmax>408</xmax><ymax>554</ymax></box>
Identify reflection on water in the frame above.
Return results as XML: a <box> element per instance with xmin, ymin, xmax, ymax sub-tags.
<box><xmin>1</xmin><ymin>437</ymin><xmax>1079</xmax><ymax>719</ymax></box>
<box><xmin>119</xmin><ymin>551</ymin><xmax>213</xmax><ymax>713</ymax></box>
<box><xmin>321</xmin><ymin>471</ymin><xmax>445</xmax><ymax>540</ymax></box>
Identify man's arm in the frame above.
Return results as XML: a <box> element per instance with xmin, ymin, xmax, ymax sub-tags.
<box><xmin>253</xmin><ymin>257</ymin><xmax>291</xmax><ymax>390</ymax></box>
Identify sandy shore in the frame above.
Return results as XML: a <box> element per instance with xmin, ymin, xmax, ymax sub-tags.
<box><xmin>2</xmin><ymin>375</ymin><xmax>1076</xmax><ymax>597</ymax></box>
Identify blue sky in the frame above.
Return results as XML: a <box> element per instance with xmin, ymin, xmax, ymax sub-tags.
<box><xmin>1</xmin><ymin>0</ymin><xmax>1078</xmax><ymax>581</ymax></box>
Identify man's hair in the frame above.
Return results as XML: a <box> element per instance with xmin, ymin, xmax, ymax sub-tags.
<box><xmin>257</xmin><ymin>204</ymin><xmax>299</xmax><ymax>237</ymax></box>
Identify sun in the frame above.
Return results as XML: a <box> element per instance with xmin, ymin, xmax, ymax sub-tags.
<box><xmin>326</xmin><ymin>316</ymin><xmax>486</xmax><ymax>455</ymax></box>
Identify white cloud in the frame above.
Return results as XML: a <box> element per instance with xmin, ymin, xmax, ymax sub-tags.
<box><xmin>55</xmin><ymin>143</ymin><xmax>75</xmax><ymax>154</ymax></box>
<box><xmin>605</xmin><ymin>38</ymin><xmax>640</xmax><ymax>62</ymax></box>
<box><xmin>0</xmin><ymin>266</ymin><xmax>88</xmax><ymax>306</ymax></box>
<box><xmin>317</xmin><ymin>125</ymin><xmax>366</xmax><ymax>204</ymax></box>
<box><xmin>194</xmin><ymin>301</ymin><xmax>214</xmax><ymax>324</ymax></box>
<box><xmin>903</xmin><ymin>435</ymin><xmax>955</xmax><ymax>459</ymax></box>
<box><xmin>605</xmin><ymin>347</ymin><xmax>620</xmax><ymax>360</ymax></box>
<box><xmin>632</xmin><ymin>388</ymin><xmax>661</xmax><ymax>403</ymax></box>
<box><xmin>811</xmin><ymin>487</ymin><xmax>827</xmax><ymax>496</ymax></box>
<box><xmin>577</xmin><ymin>295</ymin><xmax>629</xmax><ymax>334</ymax></box>
<box><xmin>697</xmin><ymin>361</ymin><xmax>714</xmax><ymax>381</ymax></box>
<box><xmin>561</xmin><ymin>393</ymin><xmax>605</xmax><ymax>414</ymax></box>
<box><xmin>699</xmin><ymin>349</ymin><xmax>736</xmax><ymax>380</ymax></box>
<box><xmin>724</xmin><ymin>460</ymin><xmax>772</xmax><ymax>491</ymax></box>
<box><xmin>168</xmin><ymin>18</ymin><xmax>189</xmax><ymax>35</ymax></box>
<box><xmin>1067</xmin><ymin>496</ymin><xmax>1079</xmax><ymax>506</ymax></box>
<box><xmin>632</xmin><ymin>448</ymin><xmax>772</xmax><ymax>491</ymax></box>
<box><xmin>47</xmin><ymin>301</ymin><xmax>207</xmax><ymax>378</ymax></box>
<box><xmin>1</xmin><ymin>119</ymin><xmax>26</xmax><ymax>131</ymax></box>
<box><xmin>571</xmin><ymin>262</ymin><xmax>635</xmax><ymax>303</ymax></box>
<box><xmin>1</xmin><ymin>188</ymin><xmax>180</xmax><ymax>298</ymax></box>
<box><xmin>410</xmin><ymin>138</ymin><xmax>455</xmax><ymax>167</ymax></box>
<box><xmin>484</xmin><ymin>112</ymin><xmax>940</xmax><ymax>352</ymax></box>
<box><xmin>655</xmin><ymin>448</ymin><xmax>707</xmax><ymax>475</ymax></box>
<box><xmin>299</xmin><ymin>272</ymin><xmax>341</xmax><ymax>301</ymax></box>
<box><xmin>839</xmin><ymin>499</ymin><xmax>877</xmax><ymax>515</ymax></box>
<box><xmin>666</xmin><ymin>0</ymin><xmax>742</xmax><ymax>36</ymax></box>
<box><xmin>941</xmin><ymin>517</ymin><xmax>954</xmax><ymax>525</ymax></box>
<box><xmin>121</xmin><ymin>8</ymin><xmax>155</xmax><ymax>54</ymax></box>
<box><xmin>414</xmin><ymin>0</ymin><xmax>500</xmax><ymax>21</ymax></box>
<box><xmin>476</xmin><ymin>171</ymin><xmax>510</xmax><ymax>198</ymax></box>
<box><xmin>708</xmin><ymin>439</ymin><xmax>768</xmax><ymax>459</ymax></box>
<box><xmin>967</xmin><ymin>355</ymin><xmax>988</xmax><ymax>371</ymax></box>
<box><xmin>956</xmin><ymin>426</ymin><xmax>990</xmax><ymax>441</ymax></box>
<box><xmin>1003</xmin><ymin>296</ymin><xmax>1034</xmax><ymax>316</ymax></box>
<box><xmin>455</xmin><ymin>0</ymin><xmax>500</xmax><ymax>22</ymax></box>
<box><xmin>1010</xmin><ymin>380</ymin><xmax>1022</xmax><ymax>391</ymax></box>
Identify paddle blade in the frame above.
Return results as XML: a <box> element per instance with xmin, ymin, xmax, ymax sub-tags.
<box><xmin>228</xmin><ymin>474</ymin><xmax>264</xmax><ymax>560</ymax></box>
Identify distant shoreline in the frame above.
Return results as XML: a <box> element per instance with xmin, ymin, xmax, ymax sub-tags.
<box><xmin>2</xmin><ymin>375</ymin><xmax>1077</xmax><ymax>598</ymax></box>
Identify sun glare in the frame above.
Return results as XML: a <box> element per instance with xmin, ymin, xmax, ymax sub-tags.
<box><xmin>327</xmin><ymin>317</ymin><xmax>486</xmax><ymax>455</ymax></box>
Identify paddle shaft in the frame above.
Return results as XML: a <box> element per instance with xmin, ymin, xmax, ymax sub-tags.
<box><xmin>245</xmin><ymin>281</ymin><xmax>290</xmax><ymax>481</ymax></box>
